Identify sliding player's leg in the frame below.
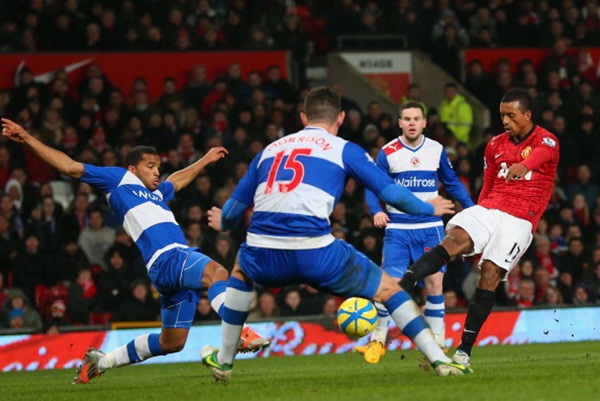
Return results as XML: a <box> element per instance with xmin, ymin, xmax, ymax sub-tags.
<box><xmin>74</xmin><ymin>290</ymin><xmax>195</xmax><ymax>384</ymax></box>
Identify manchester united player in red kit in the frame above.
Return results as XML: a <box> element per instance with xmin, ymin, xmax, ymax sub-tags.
<box><xmin>399</xmin><ymin>88</ymin><xmax>559</xmax><ymax>367</ymax></box>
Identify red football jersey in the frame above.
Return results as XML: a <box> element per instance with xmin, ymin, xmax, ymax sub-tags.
<box><xmin>478</xmin><ymin>125</ymin><xmax>559</xmax><ymax>232</ymax></box>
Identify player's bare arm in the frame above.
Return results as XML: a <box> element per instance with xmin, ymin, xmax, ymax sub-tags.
<box><xmin>427</xmin><ymin>196</ymin><xmax>455</xmax><ymax>216</ymax></box>
<box><xmin>373</xmin><ymin>211</ymin><xmax>390</xmax><ymax>228</ymax></box>
<box><xmin>167</xmin><ymin>146</ymin><xmax>228</xmax><ymax>192</ymax></box>
<box><xmin>2</xmin><ymin>118</ymin><xmax>84</xmax><ymax>178</ymax></box>
<box><xmin>207</xmin><ymin>206</ymin><xmax>223</xmax><ymax>231</ymax></box>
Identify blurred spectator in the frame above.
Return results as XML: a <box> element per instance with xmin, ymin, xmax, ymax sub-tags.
<box><xmin>549</xmin><ymin>222</ymin><xmax>568</xmax><ymax>255</ymax></box>
<box><xmin>572</xmin><ymin>282</ymin><xmax>595</xmax><ymax>305</ymax></box>
<box><xmin>3</xmin><ymin>288</ymin><xmax>42</xmax><ymax>331</ymax></box>
<box><xmin>432</xmin><ymin>9</ymin><xmax>469</xmax><ymax>46</ymax></box>
<box><xmin>96</xmin><ymin>246</ymin><xmax>134</xmax><ymax>313</ymax></box>
<box><xmin>533</xmin><ymin>265</ymin><xmax>551</xmax><ymax>303</ymax></box>
<box><xmin>184</xmin><ymin>65</ymin><xmax>213</xmax><ymax>109</ymax></box>
<box><xmin>34</xmin><ymin>194</ymin><xmax>66</xmax><ymax>251</ymax></box>
<box><xmin>44</xmin><ymin>299</ymin><xmax>71</xmax><ymax>334</ymax></box>
<box><xmin>469</xmin><ymin>6</ymin><xmax>496</xmax><ymax>41</ymax></box>
<box><xmin>279</xmin><ymin>286</ymin><xmax>310</xmax><ymax>317</ymax></box>
<box><xmin>209</xmin><ymin>233</ymin><xmax>236</xmax><ymax>272</ymax></box>
<box><xmin>11</xmin><ymin>232</ymin><xmax>54</xmax><ymax>303</ymax></box>
<box><xmin>0</xmin><ymin>214</ymin><xmax>19</xmax><ymax>277</ymax></box>
<box><xmin>248</xmin><ymin>291</ymin><xmax>280</xmax><ymax>321</ymax></box>
<box><xmin>531</xmin><ymin>234</ymin><xmax>560</xmax><ymax>286</ymax></box>
<box><xmin>184</xmin><ymin>220</ymin><xmax>214</xmax><ymax>254</ymax></box>
<box><xmin>263</xmin><ymin>65</ymin><xmax>295</xmax><ymax>105</ymax></box>
<box><xmin>222</xmin><ymin>9</ymin><xmax>247</xmax><ymax>49</ymax></box>
<box><xmin>438</xmin><ymin>83</ymin><xmax>473</xmax><ymax>144</ymax></box>
<box><xmin>78</xmin><ymin>208</ymin><xmax>116</xmax><ymax>269</ymax></box>
<box><xmin>62</xmin><ymin>192</ymin><xmax>90</xmax><ymax>244</ymax></box>
<box><xmin>566</xmin><ymin>165</ymin><xmax>599</xmax><ymax>211</ymax></box>
<box><xmin>274</xmin><ymin>14</ymin><xmax>309</xmax><ymax>87</ymax></box>
<box><xmin>66</xmin><ymin>266</ymin><xmax>97</xmax><ymax>324</ymax></box>
<box><xmin>325</xmin><ymin>0</ymin><xmax>361</xmax><ymax>42</ymax></box>
<box><xmin>465</xmin><ymin>59</ymin><xmax>491</xmax><ymax>102</ymax></box>
<box><xmin>338</xmin><ymin>109</ymin><xmax>364</xmax><ymax>144</ymax></box>
<box><xmin>111</xmin><ymin>279</ymin><xmax>160</xmax><ymax>322</ymax></box>
<box><xmin>0</xmin><ymin>146</ymin><xmax>10</xmax><ymax>190</ymax></box>
<box><xmin>321</xmin><ymin>296</ymin><xmax>339</xmax><ymax>317</ymax></box>
<box><xmin>244</xmin><ymin>23</ymin><xmax>273</xmax><ymax>50</ymax></box>
<box><xmin>156</xmin><ymin>77</ymin><xmax>184</xmax><ymax>111</ymax></box>
<box><xmin>0</xmin><ymin>272</ymin><xmax>9</xmax><ymax>311</ymax></box>
<box><xmin>399</xmin><ymin>9</ymin><xmax>427</xmax><ymax>50</ymax></box>
<box><xmin>509</xmin><ymin>277</ymin><xmax>538</xmax><ymax>308</ymax></box>
<box><xmin>6</xmin><ymin>166</ymin><xmax>41</xmax><ymax>216</ymax></box>
<box><xmin>55</xmin><ymin>239</ymin><xmax>90</xmax><ymax>285</ymax></box>
<box><xmin>444</xmin><ymin>289</ymin><xmax>467</xmax><ymax>310</ymax></box>
<box><xmin>330</xmin><ymin>83</ymin><xmax>362</xmax><ymax>116</ymax></box>
<box><xmin>559</xmin><ymin>237</ymin><xmax>590</xmax><ymax>285</ymax></box>
<box><xmin>431</xmin><ymin>24</ymin><xmax>466</xmax><ymax>81</ymax></box>
<box><xmin>571</xmin><ymin>194</ymin><xmax>590</xmax><ymax>229</ymax></box>
<box><xmin>194</xmin><ymin>295</ymin><xmax>220</xmax><ymax>322</ymax></box>
<box><xmin>541</xmin><ymin>39</ymin><xmax>577</xmax><ymax>90</ymax></box>
<box><xmin>541</xmin><ymin>285</ymin><xmax>565</xmax><ymax>306</ymax></box>
<box><xmin>355</xmin><ymin>229</ymin><xmax>382</xmax><ymax>266</ymax></box>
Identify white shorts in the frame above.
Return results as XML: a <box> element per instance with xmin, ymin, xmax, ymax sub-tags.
<box><xmin>446</xmin><ymin>205</ymin><xmax>533</xmax><ymax>273</ymax></box>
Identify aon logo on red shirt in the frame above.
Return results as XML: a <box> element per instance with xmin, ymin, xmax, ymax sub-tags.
<box><xmin>497</xmin><ymin>162</ymin><xmax>532</xmax><ymax>180</ymax></box>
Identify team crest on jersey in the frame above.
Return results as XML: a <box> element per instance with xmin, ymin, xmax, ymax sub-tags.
<box><xmin>410</xmin><ymin>156</ymin><xmax>420</xmax><ymax>167</ymax></box>
<box><xmin>542</xmin><ymin>137</ymin><xmax>556</xmax><ymax>147</ymax></box>
<box><xmin>521</xmin><ymin>146</ymin><xmax>532</xmax><ymax>158</ymax></box>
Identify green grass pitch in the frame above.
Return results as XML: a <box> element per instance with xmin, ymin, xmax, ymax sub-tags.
<box><xmin>2</xmin><ymin>341</ymin><xmax>600</xmax><ymax>401</ymax></box>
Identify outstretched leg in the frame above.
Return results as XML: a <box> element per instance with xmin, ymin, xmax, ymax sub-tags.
<box><xmin>74</xmin><ymin>325</ymin><xmax>188</xmax><ymax>384</ymax></box>
<box><xmin>400</xmin><ymin>228</ymin><xmax>473</xmax><ymax>289</ymax></box>
<box><xmin>375</xmin><ymin>273</ymin><xmax>471</xmax><ymax>376</ymax></box>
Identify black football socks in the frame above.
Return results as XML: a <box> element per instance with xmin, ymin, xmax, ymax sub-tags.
<box><xmin>399</xmin><ymin>245</ymin><xmax>450</xmax><ymax>289</ymax></box>
<box><xmin>457</xmin><ymin>288</ymin><xmax>496</xmax><ymax>355</ymax></box>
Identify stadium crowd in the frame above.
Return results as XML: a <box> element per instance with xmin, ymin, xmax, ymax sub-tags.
<box><xmin>2</xmin><ymin>0</ymin><xmax>600</xmax><ymax>333</ymax></box>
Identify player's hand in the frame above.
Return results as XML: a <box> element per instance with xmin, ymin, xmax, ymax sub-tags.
<box><xmin>373</xmin><ymin>212</ymin><xmax>389</xmax><ymax>228</ymax></box>
<box><xmin>207</xmin><ymin>206</ymin><xmax>223</xmax><ymax>231</ymax></box>
<box><xmin>427</xmin><ymin>196</ymin><xmax>455</xmax><ymax>216</ymax></box>
<box><xmin>1</xmin><ymin>118</ymin><xmax>29</xmax><ymax>143</ymax></box>
<box><xmin>202</xmin><ymin>146</ymin><xmax>229</xmax><ymax>164</ymax></box>
<box><xmin>505</xmin><ymin>163</ymin><xmax>528</xmax><ymax>182</ymax></box>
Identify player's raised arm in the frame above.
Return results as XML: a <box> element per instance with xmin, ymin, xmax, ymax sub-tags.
<box><xmin>2</xmin><ymin>118</ymin><xmax>84</xmax><ymax>178</ymax></box>
<box><xmin>166</xmin><ymin>146</ymin><xmax>228</xmax><ymax>192</ymax></box>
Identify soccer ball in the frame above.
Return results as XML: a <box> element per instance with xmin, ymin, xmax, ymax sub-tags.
<box><xmin>337</xmin><ymin>297</ymin><xmax>379</xmax><ymax>338</ymax></box>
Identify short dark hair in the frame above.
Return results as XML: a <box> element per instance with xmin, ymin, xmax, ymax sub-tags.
<box><xmin>125</xmin><ymin>146</ymin><xmax>159</xmax><ymax>167</ymax></box>
<box><xmin>501</xmin><ymin>87</ymin><xmax>532</xmax><ymax>113</ymax></box>
<box><xmin>399</xmin><ymin>101</ymin><xmax>425</xmax><ymax>117</ymax></box>
<box><xmin>303</xmin><ymin>86</ymin><xmax>341</xmax><ymax>124</ymax></box>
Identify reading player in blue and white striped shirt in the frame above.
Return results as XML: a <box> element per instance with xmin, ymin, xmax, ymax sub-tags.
<box><xmin>1</xmin><ymin>118</ymin><xmax>270</xmax><ymax>384</ymax></box>
<box><xmin>356</xmin><ymin>101</ymin><xmax>474</xmax><ymax>364</ymax></box>
<box><xmin>200</xmin><ymin>86</ymin><xmax>473</xmax><ymax>381</ymax></box>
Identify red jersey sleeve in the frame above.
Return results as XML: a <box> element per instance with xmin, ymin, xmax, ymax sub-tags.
<box><xmin>478</xmin><ymin>140</ymin><xmax>496</xmax><ymax>203</ymax></box>
<box><xmin>520</xmin><ymin>135</ymin><xmax>558</xmax><ymax>172</ymax></box>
